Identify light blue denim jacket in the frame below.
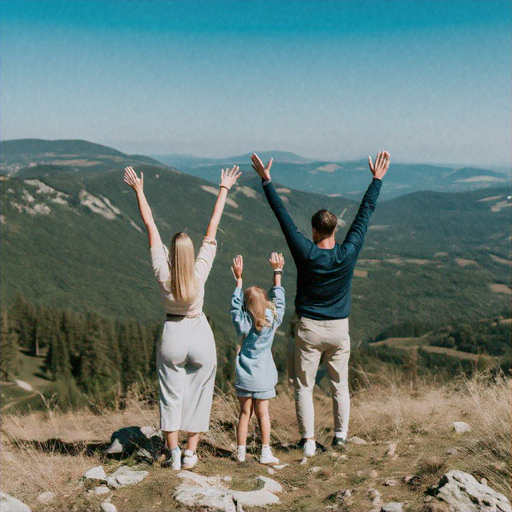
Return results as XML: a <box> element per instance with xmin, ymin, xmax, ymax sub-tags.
<box><xmin>231</xmin><ymin>286</ymin><xmax>285</xmax><ymax>392</ymax></box>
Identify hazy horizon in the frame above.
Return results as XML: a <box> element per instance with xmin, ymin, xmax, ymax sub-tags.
<box><xmin>1</xmin><ymin>0</ymin><xmax>511</xmax><ymax>167</ymax></box>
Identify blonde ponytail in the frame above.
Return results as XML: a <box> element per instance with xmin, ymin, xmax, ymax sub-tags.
<box><xmin>169</xmin><ymin>232</ymin><xmax>199</xmax><ymax>302</ymax></box>
<box><xmin>244</xmin><ymin>286</ymin><xmax>272</xmax><ymax>332</ymax></box>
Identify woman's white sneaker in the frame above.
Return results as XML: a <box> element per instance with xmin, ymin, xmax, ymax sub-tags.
<box><xmin>303</xmin><ymin>439</ymin><xmax>316</xmax><ymax>457</ymax></box>
<box><xmin>182</xmin><ymin>449</ymin><xmax>198</xmax><ymax>470</ymax></box>
<box><xmin>162</xmin><ymin>447</ymin><xmax>181</xmax><ymax>470</ymax></box>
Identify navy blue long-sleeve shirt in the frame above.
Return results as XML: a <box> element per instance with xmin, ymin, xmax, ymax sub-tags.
<box><xmin>263</xmin><ymin>178</ymin><xmax>382</xmax><ymax>320</ymax></box>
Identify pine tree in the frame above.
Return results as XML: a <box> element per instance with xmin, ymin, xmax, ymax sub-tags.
<box><xmin>0</xmin><ymin>309</ymin><xmax>21</xmax><ymax>381</ymax></box>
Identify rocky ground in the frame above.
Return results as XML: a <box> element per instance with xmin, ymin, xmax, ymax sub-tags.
<box><xmin>1</xmin><ymin>377</ymin><xmax>510</xmax><ymax>512</ymax></box>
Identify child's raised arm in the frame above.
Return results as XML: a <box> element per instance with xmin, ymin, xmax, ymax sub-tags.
<box><xmin>268</xmin><ymin>252</ymin><xmax>286</xmax><ymax>326</ymax></box>
<box><xmin>231</xmin><ymin>255</ymin><xmax>252</xmax><ymax>335</ymax></box>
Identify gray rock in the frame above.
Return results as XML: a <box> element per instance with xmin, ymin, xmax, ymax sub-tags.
<box><xmin>368</xmin><ymin>488</ymin><xmax>382</xmax><ymax>500</ymax></box>
<box><xmin>256</xmin><ymin>476</ymin><xmax>283</xmax><ymax>493</ymax></box>
<box><xmin>308</xmin><ymin>466</ymin><xmax>321</xmax><ymax>474</ymax></box>
<box><xmin>385</xmin><ymin>442</ymin><xmax>398</xmax><ymax>458</ymax></box>
<box><xmin>106</xmin><ymin>426</ymin><xmax>162</xmax><ymax>457</ymax></box>
<box><xmin>233</xmin><ymin>490</ymin><xmax>280</xmax><ymax>507</ymax></box>
<box><xmin>369</xmin><ymin>470</ymin><xmax>379</xmax><ymax>478</ymax></box>
<box><xmin>94</xmin><ymin>486</ymin><xmax>111</xmax><ymax>495</ymax></box>
<box><xmin>348</xmin><ymin>436</ymin><xmax>368</xmax><ymax>445</ymax></box>
<box><xmin>267</xmin><ymin>467</ymin><xmax>275</xmax><ymax>475</ymax></box>
<box><xmin>381</xmin><ymin>503</ymin><xmax>403</xmax><ymax>512</ymax></box>
<box><xmin>274</xmin><ymin>464</ymin><xmax>289</xmax><ymax>470</ymax></box>
<box><xmin>175</xmin><ymin>470</ymin><xmax>280</xmax><ymax>511</ymax></box>
<box><xmin>383</xmin><ymin>479</ymin><xmax>398</xmax><ymax>486</ymax></box>
<box><xmin>445</xmin><ymin>447</ymin><xmax>458</xmax><ymax>455</ymax></box>
<box><xmin>434</xmin><ymin>470</ymin><xmax>512</xmax><ymax>512</ymax></box>
<box><xmin>0</xmin><ymin>493</ymin><xmax>31</xmax><ymax>512</ymax></box>
<box><xmin>299</xmin><ymin>457</ymin><xmax>308</xmax><ymax>465</ymax></box>
<box><xmin>100</xmin><ymin>503</ymin><xmax>117</xmax><ymax>512</ymax></box>
<box><xmin>37</xmin><ymin>491</ymin><xmax>55</xmax><ymax>505</ymax></box>
<box><xmin>83</xmin><ymin>465</ymin><xmax>107</xmax><ymax>481</ymax></box>
<box><xmin>452</xmin><ymin>421</ymin><xmax>472</xmax><ymax>433</ymax></box>
<box><xmin>106</xmin><ymin>465</ymin><xmax>149</xmax><ymax>489</ymax></box>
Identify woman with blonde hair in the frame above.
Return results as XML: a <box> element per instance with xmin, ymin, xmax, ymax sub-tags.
<box><xmin>124</xmin><ymin>165</ymin><xmax>241</xmax><ymax>470</ymax></box>
<box><xmin>230</xmin><ymin>252</ymin><xmax>285</xmax><ymax>464</ymax></box>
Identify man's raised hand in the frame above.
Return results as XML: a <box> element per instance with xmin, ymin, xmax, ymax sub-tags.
<box><xmin>269</xmin><ymin>252</ymin><xmax>285</xmax><ymax>271</ymax></box>
<box><xmin>124</xmin><ymin>166</ymin><xmax>144</xmax><ymax>192</ymax></box>
<box><xmin>368</xmin><ymin>151</ymin><xmax>390</xmax><ymax>180</ymax></box>
<box><xmin>251</xmin><ymin>153</ymin><xmax>273</xmax><ymax>181</ymax></box>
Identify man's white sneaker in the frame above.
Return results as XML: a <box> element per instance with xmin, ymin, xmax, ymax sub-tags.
<box><xmin>162</xmin><ymin>447</ymin><xmax>181</xmax><ymax>470</ymax></box>
<box><xmin>182</xmin><ymin>449</ymin><xmax>198</xmax><ymax>470</ymax></box>
<box><xmin>303</xmin><ymin>439</ymin><xmax>316</xmax><ymax>457</ymax></box>
<box><xmin>260</xmin><ymin>453</ymin><xmax>280</xmax><ymax>465</ymax></box>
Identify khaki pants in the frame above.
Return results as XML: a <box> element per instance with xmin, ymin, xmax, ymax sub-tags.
<box><xmin>294</xmin><ymin>316</ymin><xmax>351</xmax><ymax>439</ymax></box>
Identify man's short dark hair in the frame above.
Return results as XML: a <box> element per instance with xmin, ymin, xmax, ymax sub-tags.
<box><xmin>311</xmin><ymin>209</ymin><xmax>337</xmax><ymax>236</ymax></box>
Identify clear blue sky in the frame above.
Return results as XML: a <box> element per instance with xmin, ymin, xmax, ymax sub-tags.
<box><xmin>1</xmin><ymin>0</ymin><xmax>511</xmax><ymax>165</ymax></box>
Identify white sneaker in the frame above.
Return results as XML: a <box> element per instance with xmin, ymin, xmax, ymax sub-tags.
<box><xmin>182</xmin><ymin>449</ymin><xmax>198</xmax><ymax>470</ymax></box>
<box><xmin>237</xmin><ymin>446</ymin><xmax>246</xmax><ymax>463</ymax></box>
<box><xmin>303</xmin><ymin>439</ymin><xmax>316</xmax><ymax>457</ymax></box>
<box><xmin>260</xmin><ymin>453</ymin><xmax>280</xmax><ymax>465</ymax></box>
<box><xmin>163</xmin><ymin>447</ymin><xmax>181</xmax><ymax>470</ymax></box>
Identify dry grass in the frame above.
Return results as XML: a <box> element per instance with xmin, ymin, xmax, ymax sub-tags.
<box><xmin>1</xmin><ymin>373</ymin><xmax>510</xmax><ymax>511</ymax></box>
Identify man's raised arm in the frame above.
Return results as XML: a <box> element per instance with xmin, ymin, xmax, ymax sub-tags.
<box><xmin>343</xmin><ymin>151</ymin><xmax>390</xmax><ymax>254</ymax></box>
<box><xmin>251</xmin><ymin>153</ymin><xmax>312</xmax><ymax>261</ymax></box>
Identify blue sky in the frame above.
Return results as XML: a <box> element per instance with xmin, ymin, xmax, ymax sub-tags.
<box><xmin>1</xmin><ymin>0</ymin><xmax>511</xmax><ymax>165</ymax></box>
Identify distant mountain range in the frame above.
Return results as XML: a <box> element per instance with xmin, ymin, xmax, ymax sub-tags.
<box><xmin>153</xmin><ymin>151</ymin><xmax>511</xmax><ymax>200</ymax></box>
<box><xmin>1</xmin><ymin>139</ymin><xmax>511</xmax><ymax>346</ymax></box>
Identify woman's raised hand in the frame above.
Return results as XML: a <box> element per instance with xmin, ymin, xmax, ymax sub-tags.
<box><xmin>124</xmin><ymin>166</ymin><xmax>144</xmax><ymax>193</ymax></box>
<box><xmin>269</xmin><ymin>252</ymin><xmax>285</xmax><ymax>271</ymax></box>
<box><xmin>232</xmin><ymin>255</ymin><xmax>244</xmax><ymax>280</ymax></box>
<box><xmin>220</xmin><ymin>165</ymin><xmax>242</xmax><ymax>191</ymax></box>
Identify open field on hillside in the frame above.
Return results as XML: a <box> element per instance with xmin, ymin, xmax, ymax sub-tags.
<box><xmin>1</xmin><ymin>374</ymin><xmax>510</xmax><ymax>512</ymax></box>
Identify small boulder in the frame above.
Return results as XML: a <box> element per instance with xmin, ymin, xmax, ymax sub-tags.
<box><xmin>308</xmin><ymin>466</ymin><xmax>321</xmax><ymax>474</ymax></box>
<box><xmin>94</xmin><ymin>486</ymin><xmax>111</xmax><ymax>496</ymax></box>
<box><xmin>256</xmin><ymin>476</ymin><xmax>283</xmax><ymax>493</ymax></box>
<box><xmin>83</xmin><ymin>465</ymin><xmax>107</xmax><ymax>481</ymax></box>
<box><xmin>37</xmin><ymin>492</ymin><xmax>55</xmax><ymax>505</ymax></box>
<box><xmin>274</xmin><ymin>464</ymin><xmax>289</xmax><ymax>470</ymax></box>
<box><xmin>383</xmin><ymin>479</ymin><xmax>398</xmax><ymax>486</ymax></box>
<box><xmin>381</xmin><ymin>503</ymin><xmax>403</xmax><ymax>512</ymax></box>
<box><xmin>348</xmin><ymin>436</ymin><xmax>368</xmax><ymax>445</ymax></box>
<box><xmin>100</xmin><ymin>503</ymin><xmax>117</xmax><ymax>512</ymax></box>
<box><xmin>232</xmin><ymin>490</ymin><xmax>280</xmax><ymax>507</ymax></box>
<box><xmin>299</xmin><ymin>457</ymin><xmax>308</xmax><ymax>465</ymax></box>
<box><xmin>452</xmin><ymin>421</ymin><xmax>471</xmax><ymax>433</ymax></box>
<box><xmin>0</xmin><ymin>493</ymin><xmax>31</xmax><ymax>512</ymax></box>
<box><xmin>106</xmin><ymin>465</ymin><xmax>149</xmax><ymax>489</ymax></box>
<box><xmin>369</xmin><ymin>470</ymin><xmax>379</xmax><ymax>479</ymax></box>
<box><xmin>445</xmin><ymin>447</ymin><xmax>458</xmax><ymax>455</ymax></box>
<box><xmin>434</xmin><ymin>470</ymin><xmax>511</xmax><ymax>512</ymax></box>
<box><xmin>267</xmin><ymin>467</ymin><xmax>275</xmax><ymax>475</ymax></box>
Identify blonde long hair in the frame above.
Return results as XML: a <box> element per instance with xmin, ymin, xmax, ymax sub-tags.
<box><xmin>244</xmin><ymin>286</ymin><xmax>275</xmax><ymax>332</ymax></box>
<box><xmin>169</xmin><ymin>232</ymin><xmax>199</xmax><ymax>302</ymax></box>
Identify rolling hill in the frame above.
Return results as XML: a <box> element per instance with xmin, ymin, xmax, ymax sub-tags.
<box><xmin>1</xmin><ymin>139</ymin><xmax>511</xmax><ymax>348</ymax></box>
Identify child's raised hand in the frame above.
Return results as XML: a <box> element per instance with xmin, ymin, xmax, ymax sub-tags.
<box><xmin>269</xmin><ymin>252</ymin><xmax>285</xmax><ymax>270</ymax></box>
<box><xmin>232</xmin><ymin>254</ymin><xmax>244</xmax><ymax>280</ymax></box>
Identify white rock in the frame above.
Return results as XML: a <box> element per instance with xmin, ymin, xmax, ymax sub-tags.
<box><xmin>445</xmin><ymin>447</ymin><xmax>458</xmax><ymax>455</ymax></box>
<box><xmin>368</xmin><ymin>488</ymin><xmax>382</xmax><ymax>500</ymax></box>
<box><xmin>84</xmin><ymin>465</ymin><xmax>107</xmax><ymax>481</ymax></box>
<box><xmin>256</xmin><ymin>476</ymin><xmax>283</xmax><ymax>493</ymax></box>
<box><xmin>94</xmin><ymin>486</ymin><xmax>111</xmax><ymax>495</ymax></box>
<box><xmin>369</xmin><ymin>470</ymin><xmax>379</xmax><ymax>478</ymax></box>
<box><xmin>233</xmin><ymin>490</ymin><xmax>280</xmax><ymax>507</ymax></box>
<box><xmin>106</xmin><ymin>466</ymin><xmax>148</xmax><ymax>489</ymax></box>
<box><xmin>223</xmin><ymin>476</ymin><xmax>233</xmax><ymax>482</ymax></box>
<box><xmin>452</xmin><ymin>421</ymin><xmax>472</xmax><ymax>433</ymax></box>
<box><xmin>348</xmin><ymin>436</ymin><xmax>368</xmax><ymax>445</ymax></box>
<box><xmin>37</xmin><ymin>491</ymin><xmax>55</xmax><ymax>505</ymax></box>
<box><xmin>0</xmin><ymin>493</ymin><xmax>31</xmax><ymax>512</ymax></box>
<box><xmin>435</xmin><ymin>470</ymin><xmax>512</xmax><ymax>512</ymax></box>
<box><xmin>100</xmin><ymin>503</ymin><xmax>117</xmax><ymax>512</ymax></box>
<box><xmin>385</xmin><ymin>442</ymin><xmax>398</xmax><ymax>458</ymax></box>
<box><xmin>299</xmin><ymin>457</ymin><xmax>308</xmax><ymax>465</ymax></box>
<box><xmin>175</xmin><ymin>486</ymin><xmax>235</xmax><ymax>512</ymax></box>
<box><xmin>383</xmin><ymin>479</ymin><xmax>398</xmax><ymax>486</ymax></box>
<box><xmin>267</xmin><ymin>467</ymin><xmax>275</xmax><ymax>475</ymax></box>
<box><xmin>274</xmin><ymin>464</ymin><xmax>289</xmax><ymax>470</ymax></box>
<box><xmin>381</xmin><ymin>502</ymin><xmax>403</xmax><ymax>512</ymax></box>
<box><xmin>308</xmin><ymin>466</ymin><xmax>321</xmax><ymax>474</ymax></box>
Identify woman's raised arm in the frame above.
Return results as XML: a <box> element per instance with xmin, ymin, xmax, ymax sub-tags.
<box><xmin>205</xmin><ymin>166</ymin><xmax>241</xmax><ymax>240</ymax></box>
<box><xmin>124</xmin><ymin>166</ymin><xmax>162</xmax><ymax>248</ymax></box>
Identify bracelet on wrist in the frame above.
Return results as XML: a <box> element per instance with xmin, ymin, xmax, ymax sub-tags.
<box><xmin>273</xmin><ymin>270</ymin><xmax>283</xmax><ymax>275</ymax></box>
<box><xmin>220</xmin><ymin>185</ymin><xmax>230</xmax><ymax>191</ymax></box>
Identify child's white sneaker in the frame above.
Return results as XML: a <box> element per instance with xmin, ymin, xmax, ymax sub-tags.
<box><xmin>162</xmin><ymin>446</ymin><xmax>181</xmax><ymax>470</ymax></box>
<box><xmin>260</xmin><ymin>445</ymin><xmax>279</xmax><ymax>465</ymax></box>
<box><xmin>182</xmin><ymin>449</ymin><xmax>198</xmax><ymax>470</ymax></box>
<box><xmin>260</xmin><ymin>453</ymin><xmax>280</xmax><ymax>465</ymax></box>
<box><xmin>237</xmin><ymin>445</ymin><xmax>246</xmax><ymax>463</ymax></box>
<box><xmin>303</xmin><ymin>439</ymin><xmax>316</xmax><ymax>457</ymax></box>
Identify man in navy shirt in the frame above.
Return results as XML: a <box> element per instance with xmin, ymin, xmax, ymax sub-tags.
<box><xmin>251</xmin><ymin>151</ymin><xmax>390</xmax><ymax>456</ymax></box>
